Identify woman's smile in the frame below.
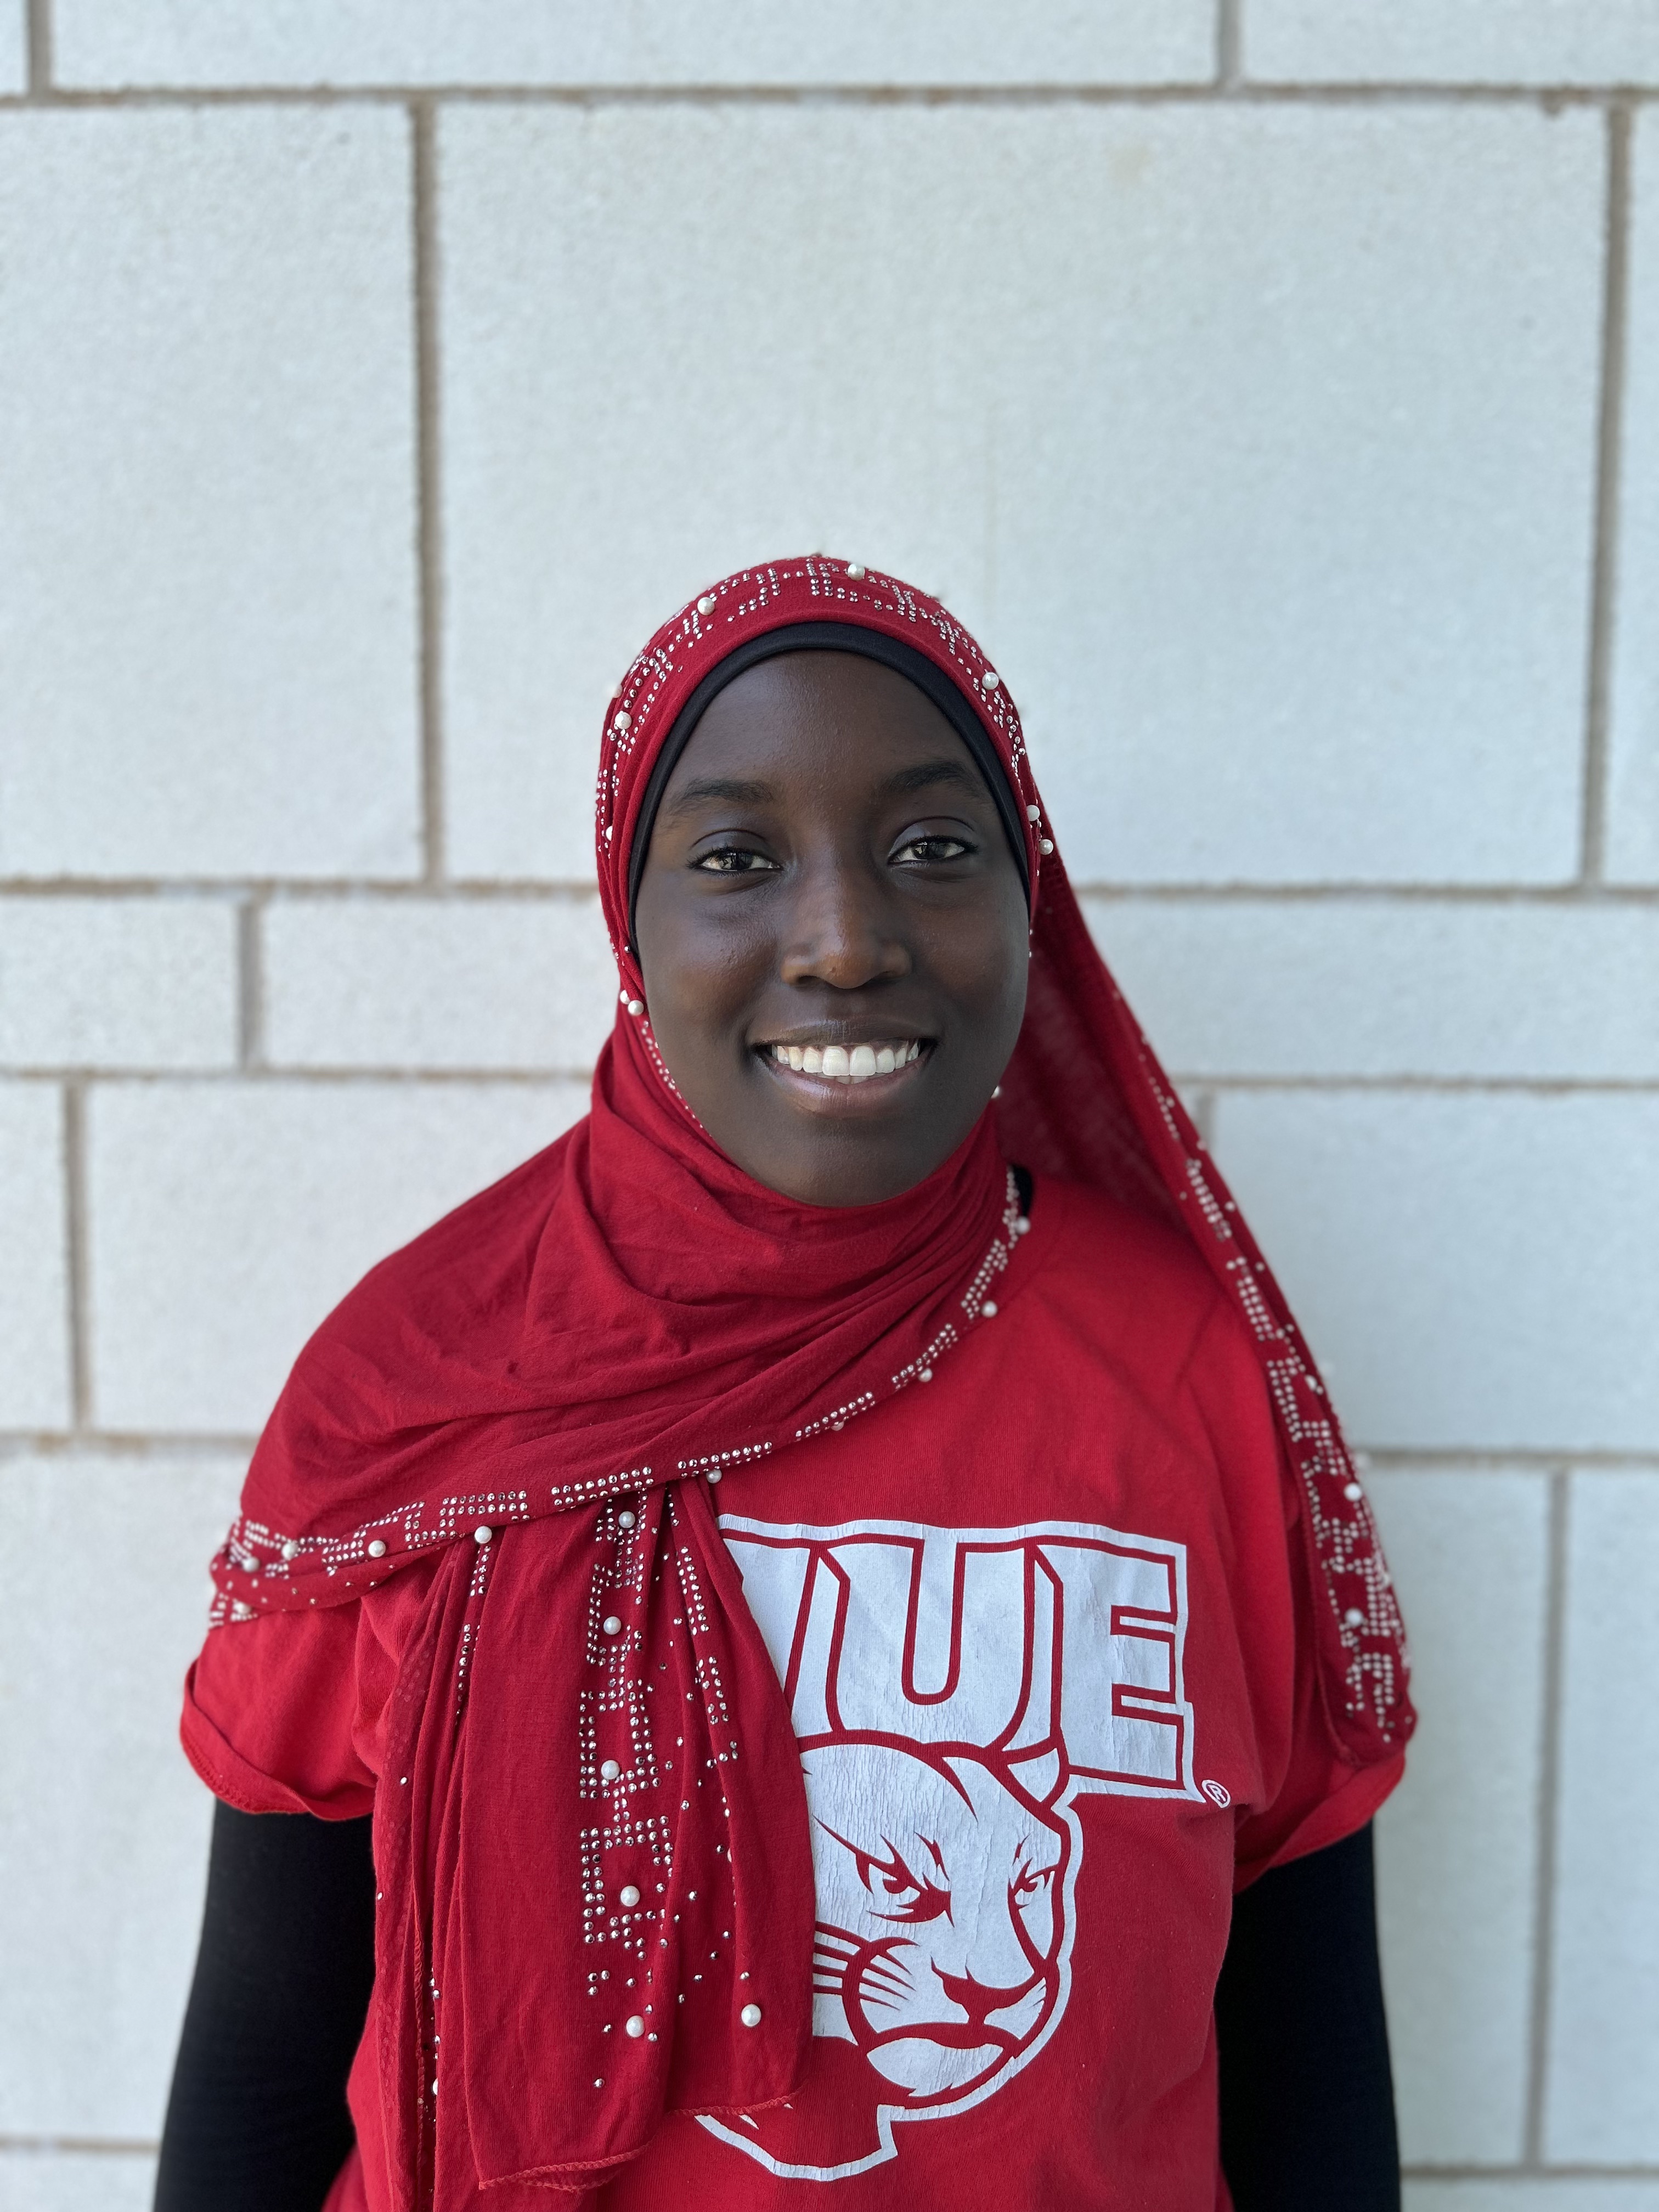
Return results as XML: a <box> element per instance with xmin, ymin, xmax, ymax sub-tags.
<box><xmin>758</xmin><ymin>1032</ymin><xmax>930</xmax><ymax>1106</ymax></box>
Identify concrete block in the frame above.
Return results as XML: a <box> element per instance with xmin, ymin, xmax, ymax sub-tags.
<box><xmin>1368</xmin><ymin>1469</ymin><xmax>1548</xmax><ymax>2163</ymax></box>
<box><xmin>0</xmin><ymin>898</ymin><xmax>238</xmax><ymax>1070</ymax></box>
<box><xmin>1406</xmin><ymin>2187</ymin><xmax>1659</xmax><ymax>2212</ymax></box>
<box><xmin>1209</xmin><ymin>1092</ymin><xmax>1659</xmax><ymax>1452</ymax></box>
<box><xmin>1246</xmin><ymin>2</ymin><xmax>1659</xmax><ymax>86</ymax></box>
<box><xmin>1544</xmin><ymin>1473</ymin><xmax>1659</xmax><ymax>2163</ymax></box>
<box><xmin>0</xmin><ymin>1085</ymin><xmax>70</xmax><ymax>1430</ymax></box>
<box><xmin>262</xmin><ymin>895</ymin><xmax>617</xmax><ymax>1071</ymax></box>
<box><xmin>0</xmin><ymin>3</ymin><xmax>25</xmax><ymax>93</ymax></box>
<box><xmin>0</xmin><ymin>109</ymin><xmax>419</xmax><ymax>880</ymax></box>
<box><xmin>439</xmin><ymin>104</ymin><xmax>1600</xmax><ymax>886</ymax></box>
<box><xmin>0</xmin><ymin>1449</ymin><xmax>245</xmax><ymax>2138</ymax></box>
<box><xmin>1086</xmin><ymin>896</ymin><xmax>1659</xmax><ymax>1080</ymax></box>
<box><xmin>0</xmin><ymin>2152</ymin><xmax>157</xmax><ymax>2212</ymax></box>
<box><xmin>1607</xmin><ymin>108</ymin><xmax>1659</xmax><ymax>883</ymax></box>
<box><xmin>86</xmin><ymin>1079</ymin><xmax>589</xmax><ymax>1434</ymax></box>
<box><xmin>52</xmin><ymin>1</ymin><xmax>1215</xmax><ymax>90</ymax></box>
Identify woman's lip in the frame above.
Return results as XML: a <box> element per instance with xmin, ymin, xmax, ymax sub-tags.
<box><xmin>754</xmin><ymin>1040</ymin><xmax>933</xmax><ymax>1107</ymax></box>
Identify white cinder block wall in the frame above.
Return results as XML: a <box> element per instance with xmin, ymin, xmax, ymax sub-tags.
<box><xmin>2</xmin><ymin>6</ymin><xmax>1657</xmax><ymax>2205</ymax></box>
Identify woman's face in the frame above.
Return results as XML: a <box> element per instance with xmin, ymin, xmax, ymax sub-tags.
<box><xmin>633</xmin><ymin>651</ymin><xmax>1029</xmax><ymax>1207</ymax></box>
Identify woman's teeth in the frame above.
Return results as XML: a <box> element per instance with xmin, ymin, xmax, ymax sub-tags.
<box><xmin>769</xmin><ymin>1040</ymin><xmax>923</xmax><ymax>1084</ymax></box>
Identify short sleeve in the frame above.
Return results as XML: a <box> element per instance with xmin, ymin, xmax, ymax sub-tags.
<box><xmin>180</xmin><ymin>1560</ymin><xmax>439</xmax><ymax>1821</ymax></box>
<box><xmin>1183</xmin><ymin>1297</ymin><xmax>1406</xmax><ymax>1890</ymax></box>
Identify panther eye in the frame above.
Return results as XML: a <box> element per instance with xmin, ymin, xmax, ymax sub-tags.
<box><xmin>819</xmin><ymin>1821</ymin><xmax>952</xmax><ymax>1925</ymax></box>
<box><xmin>1012</xmin><ymin>1864</ymin><xmax>1054</xmax><ymax>1903</ymax></box>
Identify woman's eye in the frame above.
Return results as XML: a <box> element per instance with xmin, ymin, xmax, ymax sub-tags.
<box><xmin>694</xmin><ymin>846</ymin><xmax>776</xmax><ymax>874</ymax></box>
<box><xmin>893</xmin><ymin>835</ymin><xmax>972</xmax><ymax>864</ymax></box>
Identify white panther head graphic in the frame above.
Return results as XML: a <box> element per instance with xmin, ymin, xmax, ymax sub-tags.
<box><xmin>705</xmin><ymin>1516</ymin><xmax>1197</xmax><ymax>2177</ymax></box>
<box><xmin>803</xmin><ymin>1737</ymin><xmax>1069</xmax><ymax>2103</ymax></box>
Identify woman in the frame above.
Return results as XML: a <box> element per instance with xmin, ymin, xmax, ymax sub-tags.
<box><xmin>157</xmin><ymin>558</ymin><xmax>1410</xmax><ymax>2211</ymax></box>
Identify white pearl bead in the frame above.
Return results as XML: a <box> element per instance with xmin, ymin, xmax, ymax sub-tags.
<box><xmin>1344</xmin><ymin>1607</ymin><xmax>1365</xmax><ymax>1628</ymax></box>
<box><xmin>846</xmin><ymin>562</ymin><xmax>866</xmax><ymax>579</ymax></box>
<box><xmin>707</xmin><ymin>1468</ymin><xmax>722</xmax><ymax>1484</ymax></box>
<box><xmin>1026</xmin><ymin>804</ymin><xmax>1041</xmax><ymax>822</ymax></box>
<box><xmin>1014</xmin><ymin>1216</ymin><xmax>1031</xmax><ymax>1237</ymax></box>
<box><xmin>600</xmin><ymin>1759</ymin><xmax>621</xmax><ymax>1782</ymax></box>
<box><xmin>1344</xmin><ymin>1482</ymin><xmax>1364</xmax><ymax>1502</ymax></box>
<box><xmin>613</xmin><ymin>710</ymin><xmax>631</xmax><ymax>732</ymax></box>
<box><xmin>602</xmin><ymin>1615</ymin><xmax>623</xmax><ymax>1635</ymax></box>
<box><xmin>617</xmin><ymin>1509</ymin><xmax>637</xmax><ymax>1530</ymax></box>
<box><xmin>980</xmin><ymin>670</ymin><xmax>1000</xmax><ymax>691</ymax></box>
<box><xmin>697</xmin><ymin>595</ymin><xmax>717</xmax><ymax>615</ymax></box>
<box><xmin>981</xmin><ymin>1301</ymin><xmax>998</xmax><ymax>1319</ymax></box>
<box><xmin>918</xmin><ymin>1367</ymin><xmax>934</xmax><ymax>1384</ymax></box>
<box><xmin>619</xmin><ymin>1884</ymin><xmax>641</xmax><ymax>1908</ymax></box>
<box><xmin>281</xmin><ymin>1540</ymin><xmax>300</xmax><ymax>1560</ymax></box>
<box><xmin>1039</xmin><ymin>838</ymin><xmax>1054</xmax><ymax>855</ymax></box>
<box><xmin>740</xmin><ymin>2002</ymin><xmax>763</xmax><ymax>2028</ymax></box>
<box><xmin>473</xmin><ymin>1525</ymin><xmax>493</xmax><ymax>1545</ymax></box>
<box><xmin>367</xmin><ymin>1539</ymin><xmax>387</xmax><ymax>1559</ymax></box>
<box><xmin>627</xmin><ymin>998</ymin><xmax>645</xmax><ymax>1017</ymax></box>
<box><xmin>625</xmin><ymin>2015</ymin><xmax>646</xmax><ymax>2038</ymax></box>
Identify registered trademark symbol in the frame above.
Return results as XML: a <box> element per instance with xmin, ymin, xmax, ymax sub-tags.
<box><xmin>1201</xmin><ymin>1779</ymin><xmax>1231</xmax><ymax>1808</ymax></box>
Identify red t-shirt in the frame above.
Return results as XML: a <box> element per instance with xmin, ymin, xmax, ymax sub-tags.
<box><xmin>183</xmin><ymin>1181</ymin><xmax>1401</xmax><ymax>2211</ymax></box>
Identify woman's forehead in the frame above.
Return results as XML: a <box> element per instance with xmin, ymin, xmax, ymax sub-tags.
<box><xmin>662</xmin><ymin>650</ymin><xmax>969</xmax><ymax>791</ymax></box>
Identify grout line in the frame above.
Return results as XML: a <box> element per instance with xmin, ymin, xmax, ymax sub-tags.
<box><xmin>24</xmin><ymin>0</ymin><xmax>50</xmax><ymax>95</ymax></box>
<box><xmin>61</xmin><ymin>1081</ymin><xmax>90</xmax><ymax>1429</ymax></box>
<box><xmin>0</xmin><ymin>2136</ymin><xmax>157</xmax><ymax>2156</ymax></box>
<box><xmin>2</xmin><ymin>82</ymin><xmax>1659</xmax><ymax>110</ymax></box>
<box><xmin>236</xmin><ymin>896</ymin><xmax>265</xmax><ymax>1068</ymax></box>
<box><xmin>1216</xmin><ymin>0</ymin><xmax>1241</xmax><ymax>92</ymax></box>
<box><xmin>411</xmin><ymin>97</ymin><xmax>447</xmax><ymax>885</ymax></box>
<box><xmin>0</xmin><ymin>1431</ymin><xmax>261</xmax><ymax>1459</ymax></box>
<box><xmin>1581</xmin><ymin>103</ymin><xmax>1633</xmax><ymax>883</ymax></box>
<box><xmin>0</xmin><ymin>1065</ymin><xmax>598</xmax><ymax>1086</ymax></box>
<box><xmin>0</xmin><ymin>878</ymin><xmax>602</xmax><ymax>899</ymax></box>
<box><xmin>1401</xmin><ymin>2164</ymin><xmax>1659</xmax><ymax>2181</ymax></box>
<box><xmin>1523</xmin><ymin>1469</ymin><xmax>1572</xmax><ymax>2166</ymax></box>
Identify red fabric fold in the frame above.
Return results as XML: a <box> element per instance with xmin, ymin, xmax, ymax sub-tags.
<box><xmin>205</xmin><ymin>555</ymin><xmax>1411</xmax><ymax>2209</ymax></box>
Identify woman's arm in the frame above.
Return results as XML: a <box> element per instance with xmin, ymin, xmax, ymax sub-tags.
<box><xmin>154</xmin><ymin>1802</ymin><xmax>376</xmax><ymax>2212</ymax></box>
<box><xmin>1215</xmin><ymin>1821</ymin><xmax>1400</xmax><ymax>2211</ymax></box>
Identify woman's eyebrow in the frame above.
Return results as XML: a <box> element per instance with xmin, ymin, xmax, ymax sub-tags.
<box><xmin>883</xmin><ymin>758</ymin><xmax>982</xmax><ymax>799</ymax></box>
<box><xmin>660</xmin><ymin>775</ymin><xmax>776</xmax><ymax>819</ymax></box>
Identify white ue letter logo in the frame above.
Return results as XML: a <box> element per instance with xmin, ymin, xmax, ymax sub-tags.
<box><xmin>703</xmin><ymin>1515</ymin><xmax>1199</xmax><ymax>2182</ymax></box>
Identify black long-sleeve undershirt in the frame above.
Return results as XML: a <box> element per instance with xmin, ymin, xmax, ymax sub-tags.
<box><xmin>154</xmin><ymin>1803</ymin><xmax>1398</xmax><ymax>2210</ymax></box>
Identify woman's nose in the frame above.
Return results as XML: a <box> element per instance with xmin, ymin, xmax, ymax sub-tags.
<box><xmin>777</xmin><ymin>861</ymin><xmax>910</xmax><ymax>991</ymax></box>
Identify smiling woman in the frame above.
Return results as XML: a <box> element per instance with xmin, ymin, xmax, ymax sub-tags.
<box><xmin>157</xmin><ymin>560</ymin><xmax>1410</xmax><ymax>2212</ymax></box>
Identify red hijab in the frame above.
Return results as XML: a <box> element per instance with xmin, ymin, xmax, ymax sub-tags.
<box><xmin>210</xmin><ymin>557</ymin><xmax>1410</xmax><ymax>2207</ymax></box>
